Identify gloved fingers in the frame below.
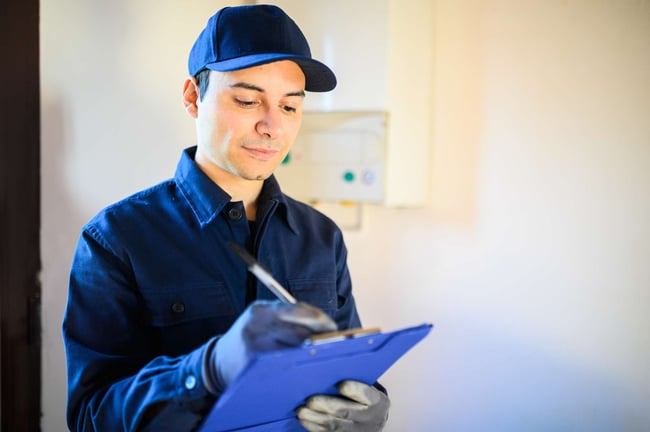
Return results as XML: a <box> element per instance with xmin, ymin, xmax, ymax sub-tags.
<box><xmin>248</xmin><ymin>320</ymin><xmax>314</xmax><ymax>350</ymax></box>
<box><xmin>275</xmin><ymin>301</ymin><xmax>338</xmax><ymax>333</ymax></box>
<box><xmin>337</xmin><ymin>380</ymin><xmax>386</xmax><ymax>406</ymax></box>
<box><xmin>243</xmin><ymin>301</ymin><xmax>334</xmax><ymax>349</ymax></box>
<box><xmin>245</xmin><ymin>301</ymin><xmax>337</xmax><ymax>334</ymax></box>
<box><xmin>296</xmin><ymin>405</ymin><xmax>355</xmax><ymax>431</ymax></box>
<box><xmin>339</xmin><ymin>380</ymin><xmax>390</xmax><ymax>428</ymax></box>
<box><xmin>297</xmin><ymin>384</ymin><xmax>390</xmax><ymax>430</ymax></box>
<box><xmin>303</xmin><ymin>394</ymin><xmax>368</xmax><ymax>419</ymax></box>
<box><xmin>241</xmin><ymin>300</ymin><xmax>302</xmax><ymax>335</ymax></box>
<box><xmin>296</xmin><ymin>418</ymin><xmax>329</xmax><ymax>432</ymax></box>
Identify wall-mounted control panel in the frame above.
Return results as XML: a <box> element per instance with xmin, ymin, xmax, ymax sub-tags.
<box><xmin>274</xmin><ymin>111</ymin><xmax>387</xmax><ymax>204</ymax></box>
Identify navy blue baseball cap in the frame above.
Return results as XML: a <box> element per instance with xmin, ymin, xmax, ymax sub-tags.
<box><xmin>188</xmin><ymin>4</ymin><xmax>337</xmax><ymax>92</ymax></box>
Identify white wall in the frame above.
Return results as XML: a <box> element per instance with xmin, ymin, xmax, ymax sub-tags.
<box><xmin>41</xmin><ymin>1</ymin><xmax>650</xmax><ymax>431</ymax></box>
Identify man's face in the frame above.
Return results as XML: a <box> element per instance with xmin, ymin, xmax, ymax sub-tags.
<box><xmin>194</xmin><ymin>60</ymin><xmax>306</xmax><ymax>181</ymax></box>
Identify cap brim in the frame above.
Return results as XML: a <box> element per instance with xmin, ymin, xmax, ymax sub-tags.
<box><xmin>202</xmin><ymin>53</ymin><xmax>337</xmax><ymax>92</ymax></box>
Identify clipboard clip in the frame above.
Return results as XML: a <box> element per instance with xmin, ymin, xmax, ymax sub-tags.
<box><xmin>305</xmin><ymin>327</ymin><xmax>381</xmax><ymax>345</ymax></box>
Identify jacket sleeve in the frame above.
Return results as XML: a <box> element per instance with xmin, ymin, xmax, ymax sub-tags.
<box><xmin>62</xmin><ymin>226</ymin><xmax>217</xmax><ymax>431</ymax></box>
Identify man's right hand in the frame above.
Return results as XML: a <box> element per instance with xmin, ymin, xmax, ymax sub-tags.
<box><xmin>203</xmin><ymin>300</ymin><xmax>337</xmax><ymax>392</ymax></box>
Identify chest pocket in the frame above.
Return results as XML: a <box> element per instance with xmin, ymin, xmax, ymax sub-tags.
<box><xmin>142</xmin><ymin>282</ymin><xmax>237</xmax><ymax>355</ymax></box>
<box><xmin>143</xmin><ymin>282</ymin><xmax>235</xmax><ymax>327</ymax></box>
<box><xmin>287</xmin><ymin>279</ymin><xmax>338</xmax><ymax>314</ymax></box>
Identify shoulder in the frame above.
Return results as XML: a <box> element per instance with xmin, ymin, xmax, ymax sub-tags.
<box><xmin>278</xmin><ymin>195</ymin><xmax>348</xmax><ymax>250</ymax></box>
<box><xmin>283</xmin><ymin>195</ymin><xmax>339</xmax><ymax>229</ymax></box>
<box><xmin>84</xmin><ymin>179</ymin><xmax>181</xmax><ymax>237</ymax></box>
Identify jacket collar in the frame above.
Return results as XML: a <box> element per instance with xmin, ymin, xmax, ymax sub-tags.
<box><xmin>174</xmin><ymin>146</ymin><xmax>298</xmax><ymax>233</ymax></box>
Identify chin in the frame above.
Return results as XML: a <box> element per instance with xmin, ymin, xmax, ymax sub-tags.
<box><xmin>241</xmin><ymin>172</ymin><xmax>270</xmax><ymax>181</ymax></box>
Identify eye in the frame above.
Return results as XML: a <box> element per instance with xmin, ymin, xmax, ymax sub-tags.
<box><xmin>282</xmin><ymin>105</ymin><xmax>298</xmax><ymax>114</ymax></box>
<box><xmin>235</xmin><ymin>98</ymin><xmax>258</xmax><ymax>108</ymax></box>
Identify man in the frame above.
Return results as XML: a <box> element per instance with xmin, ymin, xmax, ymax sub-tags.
<box><xmin>63</xmin><ymin>4</ymin><xmax>390</xmax><ymax>431</ymax></box>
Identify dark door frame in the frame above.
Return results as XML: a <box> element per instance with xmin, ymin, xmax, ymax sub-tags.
<box><xmin>0</xmin><ymin>0</ymin><xmax>42</xmax><ymax>429</ymax></box>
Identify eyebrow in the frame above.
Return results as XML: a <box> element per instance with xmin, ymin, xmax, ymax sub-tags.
<box><xmin>230</xmin><ymin>82</ymin><xmax>305</xmax><ymax>98</ymax></box>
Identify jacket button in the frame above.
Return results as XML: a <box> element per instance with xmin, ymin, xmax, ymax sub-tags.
<box><xmin>228</xmin><ymin>207</ymin><xmax>243</xmax><ymax>220</ymax></box>
<box><xmin>171</xmin><ymin>302</ymin><xmax>185</xmax><ymax>314</ymax></box>
<box><xmin>184</xmin><ymin>374</ymin><xmax>197</xmax><ymax>390</ymax></box>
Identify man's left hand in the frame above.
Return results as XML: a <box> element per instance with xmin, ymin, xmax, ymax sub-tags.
<box><xmin>297</xmin><ymin>380</ymin><xmax>390</xmax><ymax>431</ymax></box>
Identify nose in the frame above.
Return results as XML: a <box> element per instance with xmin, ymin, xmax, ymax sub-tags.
<box><xmin>255</xmin><ymin>107</ymin><xmax>283</xmax><ymax>140</ymax></box>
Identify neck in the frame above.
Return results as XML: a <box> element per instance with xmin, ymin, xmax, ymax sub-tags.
<box><xmin>194</xmin><ymin>151</ymin><xmax>263</xmax><ymax>221</ymax></box>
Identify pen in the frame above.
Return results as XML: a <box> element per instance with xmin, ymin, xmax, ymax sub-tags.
<box><xmin>228</xmin><ymin>242</ymin><xmax>298</xmax><ymax>304</ymax></box>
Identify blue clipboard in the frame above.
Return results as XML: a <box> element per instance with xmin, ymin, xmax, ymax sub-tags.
<box><xmin>198</xmin><ymin>323</ymin><xmax>433</xmax><ymax>432</ymax></box>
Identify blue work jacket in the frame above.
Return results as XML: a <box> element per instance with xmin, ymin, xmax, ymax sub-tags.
<box><xmin>63</xmin><ymin>146</ymin><xmax>361</xmax><ymax>431</ymax></box>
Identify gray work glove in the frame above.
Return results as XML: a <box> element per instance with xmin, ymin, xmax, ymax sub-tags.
<box><xmin>297</xmin><ymin>380</ymin><xmax>390</xmax><ymax>431</ymax></box>
<box><xmin>204</xmin><ymin>300</ymin><xmax>337</xmax><ymax>392</ymax></box>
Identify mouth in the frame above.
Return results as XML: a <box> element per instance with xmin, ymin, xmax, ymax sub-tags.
<box><xmin>243</xmin><ymin>146</ymin><xmax>279</xmax><ymax>161</ymax></box>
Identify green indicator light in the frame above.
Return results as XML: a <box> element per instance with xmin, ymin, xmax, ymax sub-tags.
<box><xmin>343</xmin><ymin>171</ymin><xmax>355</xmax><ymax>182</ymax></box>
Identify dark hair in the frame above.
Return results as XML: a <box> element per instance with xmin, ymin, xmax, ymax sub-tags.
<box><xmin>195</xmin><ymin>69</ymin><xmax>210</xmax><ymax>102</ymax></box>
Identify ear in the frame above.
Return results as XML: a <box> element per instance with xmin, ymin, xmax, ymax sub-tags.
<box><xmin>182</xmin><ymin>77</ymin><xmax>199</xmax><ymax>119</ymax></box>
